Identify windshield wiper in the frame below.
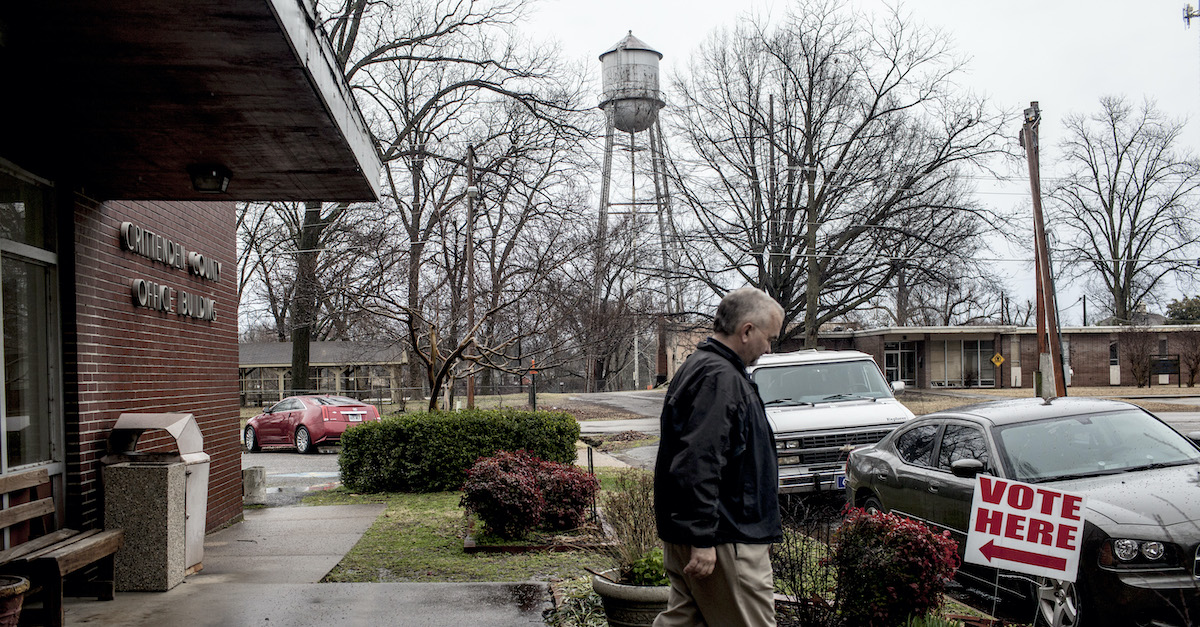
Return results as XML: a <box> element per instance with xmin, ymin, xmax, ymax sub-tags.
<box><xmin>764</xmin><ymin>398</ymin><xmax>813</xmax><ymax>407</ymax></box>
<box><xmin>1033</xmin><ymin>470</ymin><xmax>1114</xmax><ymax>483</ymax></box>
<box><xmin>820</xmin><ymin>393</ymin><xmax>876</xmax><ymax>402</ymax></box>
<box><xmin>1120</xmin><ymin>461</ymin><xmax>1193</xmax><ymax>473</ymax></box>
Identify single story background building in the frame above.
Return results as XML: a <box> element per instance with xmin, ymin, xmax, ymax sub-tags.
<box><xmin>239</xmin><ymin>341</ymin><xmax>408</xmax><ymax>407</ymax></box>
<box><xmin>814</xmin><ymin>325</ymin><xmax>1197</xmax><ymax>389</ymax></box>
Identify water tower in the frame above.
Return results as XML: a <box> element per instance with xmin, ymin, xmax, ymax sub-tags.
<box><xmin>599</xmin><ymin>32</ymin><xmax>664</xmax><ymax>133</ymax></box>
<box><xmin>594</xmin><ymin>32</ymin><xmax>676</xmax><ymax>387</ymax></box>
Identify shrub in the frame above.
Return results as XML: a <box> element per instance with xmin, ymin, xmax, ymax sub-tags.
<box><xmin>600</xmin><ymin>469</ymin><xmax>664</xmax><ymax>584</ymax></box>
<box><xmin>542</xmin><ymin>462</ymin><xmax>600</xmax><ymax>531</ymax></box>
<box><xmin>829</xmin><ymin>507</ymin><xmax>960</xmax><ymax>627</ymax></box>
<box><xmin>460</xmin><ymin>451</ymin><xmax>546</xmax><ymax>539</ymax></box>
<box><xmin>459</xmin><ymin>450</ymin><xmax>599</xmax><ymax>539</ymax></box>
<box><xmin>339</xmin><ymin>408</ymin><xmax>579</xmax><ymax>493</ymax></box>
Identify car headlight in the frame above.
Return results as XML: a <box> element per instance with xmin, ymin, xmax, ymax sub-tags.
<box><xmin>1113</xmin><ymin>539</ymin><xmax>1140</xmax><ymax>561</ymax></box>
<box><xmin>1141</xmin><ymin>541</ymin><xmax>1165</xmax><ymax>560</ymax></box>
<box><xmin>1103</xmin><ymin>538</ymin><xmax>1170</xmax><ymax>566</ymax></box>
<box><xmin>779</xmin><ymin>455</ymin><xmax>801</xmax><ymax>466</ymax></box>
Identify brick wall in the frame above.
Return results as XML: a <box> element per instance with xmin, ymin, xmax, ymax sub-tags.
<box><xmin>1066</xmin><ymin>332</ymin><xmax>1113</xmax><ymax>387</ymax></box>
<box><xmin>62</xmin><ymin>196</ymin><xmax>241</xmax><ymax>532</ymax></box>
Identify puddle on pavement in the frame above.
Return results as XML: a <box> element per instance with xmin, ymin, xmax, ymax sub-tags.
<box><xmin>265</xmin><ymin>481</ymin><xmax>341</xmax><ymax>494</ymax></box>
<box><xmin>479</xmin><ymin>583</ymin><xmax>547</xmax><ymax>613</ymax></box>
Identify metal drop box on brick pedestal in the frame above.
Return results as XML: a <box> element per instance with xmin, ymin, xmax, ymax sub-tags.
<box><xmin>101</xmin><ymin>413</ymin><xmax>210</xmax><ymax>591</ymax></box>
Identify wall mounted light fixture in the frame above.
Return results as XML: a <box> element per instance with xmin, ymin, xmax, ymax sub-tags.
<box><xmin>187</xmin><ymin>164</ymin><xmax>232</xmax><ymax>193</ymax></box>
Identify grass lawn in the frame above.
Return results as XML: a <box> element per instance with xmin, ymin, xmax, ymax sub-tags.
<box><xmin>304</xmin><ymin>468</ymin><xmax>628</xmax><ymax>584</ymax></box>
<box><xmin>303</xmin><ymin>467</ymin><xmax>1019</xmax><ymax>626</ymax></box>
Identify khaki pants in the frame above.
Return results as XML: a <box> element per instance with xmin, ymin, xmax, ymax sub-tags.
<box><xmin>653</xmin><ymin>541</ymin><xmax>775</xmax><ymax>627</ymax></box>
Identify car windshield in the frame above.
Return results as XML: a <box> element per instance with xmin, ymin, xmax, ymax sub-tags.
<box><xmin>312</xmin><ymin>396</ymin><xmax>363</xmax><ymax>406</ymax></box>
<box><xmin>752</xmin><ymin>359</ymin><xmax>893</xmax><ymax>406</ymax></box>
<box><xmin>995</xmin><ymin>409</ymin><xmax>1200</xmax><ymax>483</ymax></box>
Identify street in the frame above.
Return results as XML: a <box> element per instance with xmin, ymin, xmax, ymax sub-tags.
<box><xmin>244</xmin><ymin>390</ymin><xmax>1200</xmax><ymax>500</ymax></box>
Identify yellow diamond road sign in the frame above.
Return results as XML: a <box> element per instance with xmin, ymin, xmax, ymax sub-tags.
<box><xmin>991</xmin><ymin>353</ymin><xmax>1005</xmax><ymax>367</ymax></box>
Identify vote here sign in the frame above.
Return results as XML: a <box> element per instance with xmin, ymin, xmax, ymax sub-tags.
<box><xmin>964</xmin><ymin>475</ymin><xmax>1086</xmax><ymax>582</ymax></box>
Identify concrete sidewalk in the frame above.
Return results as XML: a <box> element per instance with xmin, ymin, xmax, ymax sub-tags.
<box><xmin>63</xmin><ymin>504</ymin><xmax>550</xmax><ymax>626</ymax></box>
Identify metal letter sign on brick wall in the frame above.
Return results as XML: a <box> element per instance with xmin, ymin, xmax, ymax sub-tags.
<box><xmin>964</xmin><ymin>475</ymin><xmax>1086</xmax><ymax>582</ymax></box>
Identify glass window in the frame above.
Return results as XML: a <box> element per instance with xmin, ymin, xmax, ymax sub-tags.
<box><xmin>3</xmin><ymin>257</ymin><xmax>53</xmax><ymax>467</ymax></box>
<box><xmin>895</xmin><ymin>424</ymin><xmax>939</xmax><ymax>467</ymax></box>
<box><xmin>0</xmin><ymin>173</ymin><xmax>54</xmax><ymax>251</ymax></box>
<box><xmin>271</xmin><ymin>398</ymin><xmax>302</xmax><ymax>412</ymax></box>
<box><xmin>937</xmin><ymin>425</ymin><xmax>989</xmax><ymax>471</ymax></box>
<box><xmin>751</xmin><ymin>358</ymin><xmax>893</xmax><ymax>406</ymax></box>
<box><xmin>1109</xmin><ymin>341</ymin><xmax>1119</xmax><ymax>366</ymax></box>
<box><xmin>996</xmin><ymin>410</ymin><xmax>1200</xmax><ymax>482</ymax></box>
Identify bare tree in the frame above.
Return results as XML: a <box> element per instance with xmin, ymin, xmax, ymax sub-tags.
<box><xmin>1119</xmin><ymin>327</ymin><xmax>1157</xmax><ymax>388</ymax></box>
<box><xmin>1050</xmin><ymin>96</ymin><xmax>1200</xmax><ymax>324</ymax></box>
<box><xmin>666</xmin><ymin>0</ymin><xmax>1009</xmax><ymax>346</ymax></box>
<box><xmin>1174</xmin><ymin>329</ymin><xmax>1200</xmax><ymax>387</ymax></box>
<box><xmin>351</xmin><ymin>91</ymin><xmax>594</xmax><ymax>408</ymax></box>
<box><xmin>237</xmin><ymin>201</ymin><xmax>386</xmax><ymax>347</ymax></box>
<box><xmin>235</xmin><ymin>0</ymin><xmax>593</xmax><ymax>395</ymax></box>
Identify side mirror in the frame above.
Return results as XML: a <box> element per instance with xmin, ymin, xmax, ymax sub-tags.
<box><xmin>891</xmin><ymin>381</ymin><xmax>906</xmax><ymax>395</ymax></box>
<box><xmin>1188</xmin><ymin>431</ymin><xmax>1200</xmax><ymax>447</ymax></box>
<box><xmin>263</xmin><ymin>405</ymin><xmax>273</xmax><ymax>414</ymax></box>
<box><xmin>951</xmin><ymin>458</ymin><xmax>985</xmax><ymax>479</ymax></box>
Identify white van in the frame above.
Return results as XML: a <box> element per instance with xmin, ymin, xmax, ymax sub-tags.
<box><xmin>748</xmin><ymin>350</ymin><xmax>914</xmax><ymax>494</ymax></box>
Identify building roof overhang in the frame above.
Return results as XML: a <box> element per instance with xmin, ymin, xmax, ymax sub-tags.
<box><xmin>0</xmin><ymin>0</ymin><xmax>381</xmax><ymax>202</ymax></box>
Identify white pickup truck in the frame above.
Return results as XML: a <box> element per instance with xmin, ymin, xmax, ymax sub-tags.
<box><xmin>748</xmin><ymin>349</ymin><xmax>914</xmax><ymax>494</ymax></box>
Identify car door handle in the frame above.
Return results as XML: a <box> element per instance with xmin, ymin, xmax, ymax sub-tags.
<box><xmin>927</xmin><ymin>485</ymin><xmax>939</xmax><ymax>494</ymax></box>
<box><xmin>876</xmin><ymin>473</ymin><xmax>888</xmax><ymax>482</ymax></box>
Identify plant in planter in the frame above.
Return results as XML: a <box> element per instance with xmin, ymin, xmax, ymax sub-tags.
<box><xmin>592</xmin><ymin>469</ymin><xmax>670</xmax><ymax>627</ymax></box>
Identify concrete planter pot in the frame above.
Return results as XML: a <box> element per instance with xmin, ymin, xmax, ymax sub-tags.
<box><xmin>0</xmin><ymin>576</ymin><xmax>28</xmax><ymax>627</ymax></box>
<box><xmin>591</xmin><ymin>569</ymin><xmax>669</xmax><ymax>627</ymax></box>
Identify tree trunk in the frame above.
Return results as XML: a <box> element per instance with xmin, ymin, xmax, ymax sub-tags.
<box><xmin>290</xmin><ymin>201</ymin><xmax>322</xmax><ymax>394</ymax></box>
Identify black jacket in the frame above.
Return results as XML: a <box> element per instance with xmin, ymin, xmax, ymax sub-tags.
<box><xmin>654</xmin><ymin>338</ymin><xmax>782</xmax><ymax>547</ymax></box>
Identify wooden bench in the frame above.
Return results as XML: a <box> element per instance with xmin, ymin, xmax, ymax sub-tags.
<box><xmin>0</xmin><ymin>468</ymin><xmax>123</xmax><ymax>627</ymax></box>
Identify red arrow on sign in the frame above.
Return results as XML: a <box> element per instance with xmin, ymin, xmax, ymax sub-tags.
<box><xmin>979</xmin><ymin>540</ymin><xmax>1066</xmax><ymax>571</ymax></box>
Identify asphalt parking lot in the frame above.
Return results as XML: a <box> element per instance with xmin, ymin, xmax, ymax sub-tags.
<box><xmin>242</xmin><ymin>447</ymin><xmax>342</xmax><ymax>506</ymax></box>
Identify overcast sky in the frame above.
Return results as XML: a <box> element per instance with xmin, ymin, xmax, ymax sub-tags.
<box><xmin>525</xmin><ymin>0</ymin><xmax>1200</xmax><ymax>323</ymax></box>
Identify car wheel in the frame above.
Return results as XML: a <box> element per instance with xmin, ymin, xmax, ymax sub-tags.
<box><xmin>863</xmin><ymin>495</ymin><xmax>886</xmax><ymax>515</ymax></box>
<box><xmin>1033</xmin><ymin>577</ymin><xmax>1082</xmax><ymax>627</ymax></box>
<box><xmin>295</xmin><ymin>426</ymin><xmax>314</xmax><ymax>454</ymax></box>
<box><xmin>244</xmin><ymin>425</ymin><xmax>261</xmax><ymax>453</ymax></box>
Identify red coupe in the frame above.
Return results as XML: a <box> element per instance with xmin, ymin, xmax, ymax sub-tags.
<box><xmin>244</xmin><ymin>395</ymin><xmax>380</xmax><ymax>454</ymax></box>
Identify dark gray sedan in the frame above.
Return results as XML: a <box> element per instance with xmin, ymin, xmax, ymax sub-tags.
<box><xmin>845</xmin><ymin>397</ymin><xmax>1200</xmax><ymax>627</ymax></box>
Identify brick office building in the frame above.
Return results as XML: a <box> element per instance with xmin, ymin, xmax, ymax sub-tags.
<box><xmin>0</xmin><ymin>1</ymin><xmax>380</xmax><ymax>536</ymax></box>
<box><xmin>817</xmin><ymin>325</ymin><xmax>1193</xmax><ymax>390</ymax></box>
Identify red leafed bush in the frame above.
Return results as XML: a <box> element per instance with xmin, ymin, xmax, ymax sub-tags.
<box><xmin>460</xmin><ymin>450</ymin><xmax>598</xmax><ymax>539</ymax></box>
<box><xmin>828</xmin><ymin>507</ymin><xmax>960</xmax><ymax>627</ymax></box>
<box><xmin>460</xmin><ymin>451</ymin><xmax>545</xmax><ymax>539</ymax></box>
<box><xmin>541</xmin><ymin>462</ymin><xmax>599</xmax><ymax>531</ymax></box>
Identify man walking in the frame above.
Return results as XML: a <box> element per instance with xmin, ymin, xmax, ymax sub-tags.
<box><xmin>653</xmin><ymin>287</ymin><xmax>784</xmax><ymax>627</ymax></box>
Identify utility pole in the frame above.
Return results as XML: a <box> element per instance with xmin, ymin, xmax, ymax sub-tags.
<box><xmin>466</xmin><ymin>145</ymin><xmax>478</xmax><ymax>409</ymax></box>
<box><xmin>1020</xmin><ymin>102</ymin><xmax>1068</xmax><ymax>399</ymax></box>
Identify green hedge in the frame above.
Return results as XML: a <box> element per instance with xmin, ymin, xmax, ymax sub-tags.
<box><xmin>338</xmin><ymin>408</ymin><xmax>581</xmax><ymax>493</ymax></box>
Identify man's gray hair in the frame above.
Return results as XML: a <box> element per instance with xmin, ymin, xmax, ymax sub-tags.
<box><xmin>714</xmin><ymin>287</ymin><xmax>784</xmax><ymax>335</ymax></box>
